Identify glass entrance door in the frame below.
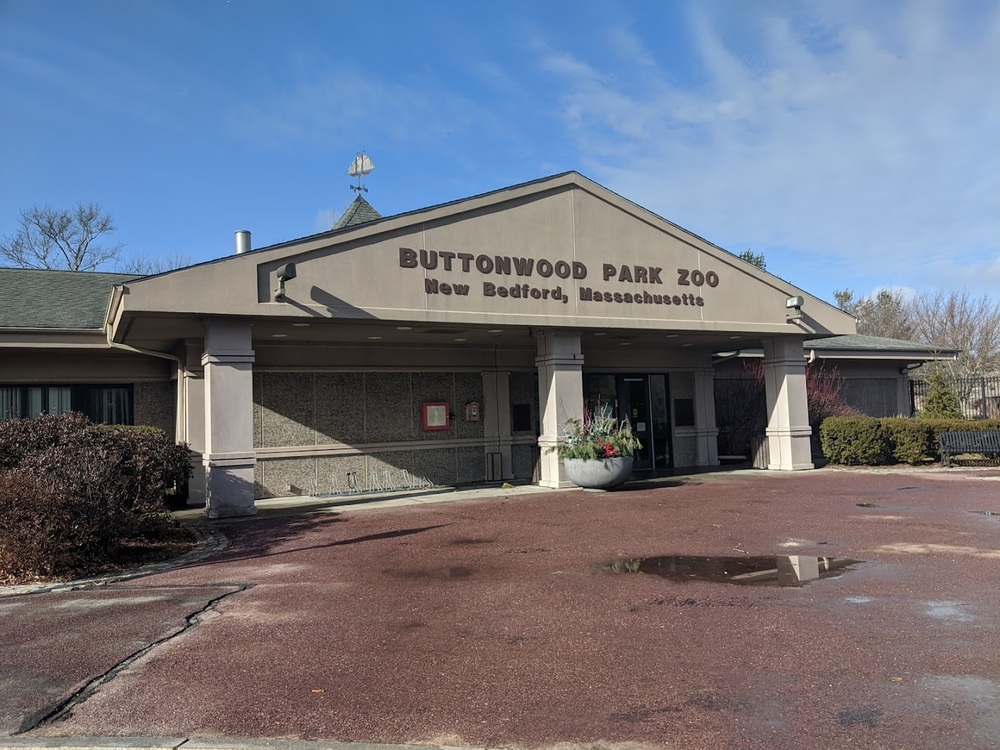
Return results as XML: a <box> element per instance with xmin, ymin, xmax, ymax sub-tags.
<box><xmin>583</xmin><ymin>373</ymin><xmax>673</xmax><ymax>472</ymax></box>
<box><xmin>618</xmin><ymin>376</ymin><xmax>653</xmax><ymax>470</ymax></box>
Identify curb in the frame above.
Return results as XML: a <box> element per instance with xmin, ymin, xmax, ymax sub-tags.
<box><xmin>0</xmin><ymin>523</ymin><xmax>228</xmax><ymax>598</ymax></box>
<box><xmin>0</xmin><ymin>738</ymin><xmax>483</xmax><ymax>750</ymax></box>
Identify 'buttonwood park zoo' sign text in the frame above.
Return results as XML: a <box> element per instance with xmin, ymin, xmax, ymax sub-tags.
<box><xmin>398</xmin><ymin>247</ymin><xmax>721</xmax><ymax>310</ymax></box>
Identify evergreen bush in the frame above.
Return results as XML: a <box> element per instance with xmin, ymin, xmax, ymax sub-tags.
<box><xmin>881</xmin><ymin>418</ymin><xmax>935</xmax><ymax>465</ymax></box>
<box><xmin>919</xmin><ymin>370</ymin><xmax>963</xmax><ymax>419</ymax></box>
<box><xmin>820</xmin><ymin>416</ymin><xmax>1000</xmax><ymax>465</ymax></box>
<box><xmin>819</xmin><ymin>417</ymin><xmax>891</xmax><ymax>465</ymax></box>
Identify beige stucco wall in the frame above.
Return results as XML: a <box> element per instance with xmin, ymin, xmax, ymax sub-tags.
<box><xmin>111</xmin><ymin>176</ymin><xmax>854</xmax><ymax>345</ymax></box>
<box><xmin>0</xmin><ymin>349</ymin><xmax>171</xmax><ymax>383</ymax></box>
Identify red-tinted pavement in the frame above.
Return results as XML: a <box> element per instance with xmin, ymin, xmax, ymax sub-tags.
<box><xmin>7</xmin><ymin>468</ymin><xmax>1000</xmax><ymax>749</ymax></box>
<box><xmin>0</xmin><ymin>584</ymin><xmax>243</xmax><ymax>735</ymax></box>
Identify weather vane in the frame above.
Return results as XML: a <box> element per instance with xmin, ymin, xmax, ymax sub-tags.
<box><xmin>348</xmin><ymin>151</ymin><xmax>374</xmax><ymax>193</ymax></box>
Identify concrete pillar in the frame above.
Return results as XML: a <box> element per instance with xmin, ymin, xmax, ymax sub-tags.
<box><xmin>181</xmin><ymin>340</ymin><xmax>206</xmax><ymax>507</ymax></box>
<box><xmin>482</xmin><ymin>370</ymin><xmax>514</xmax><ymax>481</ymax></box>
<box><xmin>692</xmin><ymin>365</ymin><xmax>720</xmax><ymax>467</ymax></box>
<box><xmin>202</xmin><ymin>319</ymin><xmax>257</xmax><ymax>517</ymax></box>
<box><xmin>535</xmin><ymin>332</ymin><xmax>584</xmax><ymax>488</ymax></box>
<box><xmin>762</xmin><ymin>336</ymin><xmax>813</xmax><ymax>471</ymax></box>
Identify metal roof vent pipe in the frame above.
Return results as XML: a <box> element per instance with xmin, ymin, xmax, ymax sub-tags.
<box><xmin>235</xmin><ymin>230</ymin><xmax>252</xmax><ymax>255</ymax></box>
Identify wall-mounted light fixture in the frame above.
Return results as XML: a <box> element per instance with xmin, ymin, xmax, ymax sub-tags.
<box><xmin>273</xmin><ymin>263</ymin><xmax>297</xmax><ymax>302</ymax></box>
<box><xmin>786</xmin><ymin>295</ymin><xmax>804</xmax><ymax>322</ymax></box>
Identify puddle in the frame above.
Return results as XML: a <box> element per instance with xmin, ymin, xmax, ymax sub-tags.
<box><xmin>607</xmin><ymin>555</ymin><xmax>861</xmax><ymax>587</ymax></box>
<box><xmin>924</xmin><ymin>600</ymin><xmax>973</xmax><ymax>622</ymax></box>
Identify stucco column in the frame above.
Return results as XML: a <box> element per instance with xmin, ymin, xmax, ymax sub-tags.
<box><xmin>202</xmin><ymin>319</ymin><xmax>257</xmax><ymax>517</ymax></box>
<box><xmin>692</xmin><ymin>365</ymin><xmax>720</xmax><ymax>467</ymax></box>
<box><xmin>482</xmin><ymin>370</ymin><xmax>514</xmax><ymax>480</ymax></box>
<box><xmin>181</xmin><ymin>340</ymin><xmax>206</xmax><ymax>507</ymax></box>
<box><xmin>762</xmin><ymin>336</ymin><xmax>813</xmax><ymax>471</ymax></box>
<box><xmin>535</xmin><ymin>332</ymin><xmax>584</xmax><ymax>488</ymax></box>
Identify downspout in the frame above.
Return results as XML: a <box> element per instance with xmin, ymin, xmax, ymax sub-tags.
<box><xmin>104</xmin><ymin>284</ymin><xmax>187</xmax><ymax>443</ymax></box>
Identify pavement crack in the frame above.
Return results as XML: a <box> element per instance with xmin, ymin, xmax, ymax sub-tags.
<box><xmin>16</xmin><ymin>583</ymin><xmax>253</xmax><ymax>735</ymax></box>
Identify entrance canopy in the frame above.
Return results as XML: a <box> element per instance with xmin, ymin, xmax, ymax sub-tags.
<box><xmin>106</xmin><ymin>172</ymin><xmax>853</xmax><ymax>352</ymax></box>
<box><xmin>99</xmin><ymin>172</ymin><xmax>855</xmax><ymax>516</ymax></box>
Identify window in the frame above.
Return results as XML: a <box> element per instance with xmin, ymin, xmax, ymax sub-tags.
<box><xmin>0</xmin><ymin>385</ymin><xmax>133</xmax><ymax>425</ymax></box>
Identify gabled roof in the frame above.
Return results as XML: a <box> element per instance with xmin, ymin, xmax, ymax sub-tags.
<box><xmin>0</xmin><ymin>267</ymin><xmax>138</xmax><ymax>330</ymax></box>
<box><xmin>108</xmin><ymin>171</ymin><xmax>858</xmax><ymax>342</ymax></box>
<box><xmin>331</xmin><ymin>194</ymin><xmax>382</xmax><ymax>230</ymax></box>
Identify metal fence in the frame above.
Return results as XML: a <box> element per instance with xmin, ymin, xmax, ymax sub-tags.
<box><xmin>910</xmin><ymin>376</ymin><xmax>1000</xmax><ymax>420</ymax></box>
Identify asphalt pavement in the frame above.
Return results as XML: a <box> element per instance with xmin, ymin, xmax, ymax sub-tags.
<box><xmin>2</xmin><ymin>468</ymin><xmax>999</xmax><ymax>749</ymax></box>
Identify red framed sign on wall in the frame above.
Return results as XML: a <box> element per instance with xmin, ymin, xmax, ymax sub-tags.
<box><xmin>421</xmin><ymin>401</ymin><xmax>450</xmax><ymax>431</ymax></box>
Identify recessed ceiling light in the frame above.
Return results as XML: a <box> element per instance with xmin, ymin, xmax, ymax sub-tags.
<box><xmin>368</xmin><ymin>335</ymin><xmax>383</xmax><ymax>340</ymax></box>
<box><xmin>620</xmin><ymin>341</ymin><xmax>631</xmax><ymax>346</ymax></box>
<box><xmin>729</xmin><ymin>335</ymin><xmax>741</xmax><ymax>339</ymax></box>
<box><xmin>682</xmin><ymin>343</ymin><xmax>692</xmax><ymax>347</ymax></box>
<box><xmin>593</xmin><ymin>332</ymin><xmax>607</xmax><ymax>336</ymax></box>
<box><xmin>396</xmin><ymin>326</ymin><xmax>413</xmax><ymax>331</ymax></box>
<box><xmin>454</xmin><ymin>338</ymin><xmax>466</xmax><ymax>342</ymax></box>
<box><xmin>487</xmin><ymin>329</ymin><xmax>502</xmax><ymax>333</ymax></box>
<box><xmin>271</xmin><ymin>333</ymin><xmax>288</xmax><ymax>338</ymax></box>
<box><xmin>292</xmin><ymin>322</ymin><xmax>310</xmax><ymax>327</ymax></box>
<box><xmin>666</xmin><ymin>334</ymin><xmax>679</xmax><ymax>338</ymax></box>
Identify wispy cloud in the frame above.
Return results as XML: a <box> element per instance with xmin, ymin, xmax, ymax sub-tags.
<box><xmin>538</xmin><ymin>2</ymin><xmax>1000</xmax><ymax>297</ymax></box>
<box><xmin>230</xmin><ymin>55</ymin><xmax>485</xmax><ymax>149</ymax></box>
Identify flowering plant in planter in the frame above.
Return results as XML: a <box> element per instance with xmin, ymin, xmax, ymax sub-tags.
<box><xmin>552</xmin><ymin>409</ymin><xmax>642</xmax><ymax>460</ymax></box>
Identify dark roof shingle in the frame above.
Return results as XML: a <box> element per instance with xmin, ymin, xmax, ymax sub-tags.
<box><xmin>332</xmin><ymin>195</ymin><xmax>382</xmax><ymax>230</ymax></box>
<box><xmin>0</xmin><ymin>267</ymin><xmax>137</xmax><ymax>330</ymax></box>
<box><xmin>807</xmin><ymin>334</ymin><xmax>958</xmax><ymax>354</ymax></box>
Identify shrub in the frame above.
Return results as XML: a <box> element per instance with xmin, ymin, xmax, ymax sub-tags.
<box><xmin>0</xmin><ymin>467</ymin><xmax>119</xmax><ymax>578</ymax></box>
<box><xmin>820</xmin><ymin>416</ymin><xmax>1000</xmax><ymax>465</ymax></box>
<box><xmin>807</xmin><ymin>364</ymin><xmax>861</xmax><ymax>426</ymax></box>
<box><xmin>0</xmin><ymin>411</ymin><xmax>92</xmax><ymax>473</ymax></box>
<box><xmin>881</xmin><ymin>418</ymin><xmax>935</xmax><ymax>465</ymax></box>
<box><xmin>0</xmin><ymin>413</ymin><xmax>190</xmax><ymax>579</ymax></box>
<box><xmin>919</xmin><ymin>370</ymin><xmax>963</xmax><ymax>419</ymax></box>
<box><xmin>819</xmin><ymin>417</ymin><xmax>891</xmax><ymax>465</ymax></box>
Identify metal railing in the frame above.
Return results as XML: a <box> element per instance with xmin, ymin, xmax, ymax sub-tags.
<box><xmin>909</xmin><ymin>376</ymin><xmax>1000</xmax><ymax>420</ymax></box>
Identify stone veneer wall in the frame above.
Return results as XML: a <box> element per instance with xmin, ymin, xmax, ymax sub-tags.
<box><xmin>838</xmin><ymin>378</ymin><xmax>901</xmax><ymax>418</ymax></box>
<box><xmin>253</xmin><ymin>371</ymin><xmax>486</xmax><ymax>498</ymax></box>
<box><xmin>133</xmin><ymin>381</ymin><xmax>175</xmax><ymax>435</ymax></box>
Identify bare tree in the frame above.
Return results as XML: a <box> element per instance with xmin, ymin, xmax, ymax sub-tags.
<box><xmin>836</xmin><ymin>287</ymin><xmax>1000</xmax><ymax>400</ymax></box>
<box><xmin>834</xmin><ymin>288</ymin><xmax>917</xmax><ymax>341</ymax></box>
<box><xmin>910</xmin><ymin>290</ymin><xmax>1000</xmax><ymax>381</ymax></box>
<box><xmin>116</xmin><ymin>252</ymin><xmax>191</xmax><ymax>276</ymax></box>
<box><xmin>0</xmin><ymin>202</ymin><xmax>124</xmax><ymax>271</ymax></box>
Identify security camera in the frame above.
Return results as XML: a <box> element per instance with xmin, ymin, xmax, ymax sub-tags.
<box><xmin>785</xmin><ymin>295</ymin><xmax>804</xmax><ymax>310</ymax></box>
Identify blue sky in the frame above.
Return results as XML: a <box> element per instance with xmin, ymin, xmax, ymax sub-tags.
<box><xmin>1</xmin><ymin>0</ymin><xmax>997</xmax><ymax>303</ymax></box>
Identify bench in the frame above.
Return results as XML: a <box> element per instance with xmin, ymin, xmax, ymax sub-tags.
<box><xmin>939</xmin><ymin>431</ymin><xmax>1000</xmax><ymax>467</ymax></box>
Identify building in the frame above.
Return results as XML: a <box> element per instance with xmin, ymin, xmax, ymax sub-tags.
<box><xmin>4</xmin><ymin>172</ymin><xmax>885</xmax><ymax>517</ymax></box>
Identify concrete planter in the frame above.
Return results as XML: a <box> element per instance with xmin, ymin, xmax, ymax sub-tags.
<box><xmin>563</xmin><ymin>456</ymin><xmax>634</xmax><ymax>491</ymax></box>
